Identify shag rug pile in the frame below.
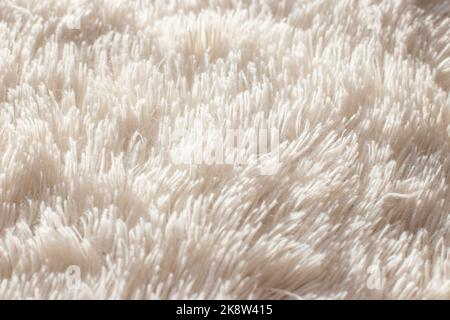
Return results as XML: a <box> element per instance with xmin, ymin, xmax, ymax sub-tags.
<box><xmin>0</xmin><ymin>0</ymin><xmax>449</xmax><ymax>299</ymax></box>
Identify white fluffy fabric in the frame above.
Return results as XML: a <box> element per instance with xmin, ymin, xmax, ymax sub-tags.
<box><xmin>0</xmin><ymin>0</ymin><xmax>449</xmax><ymax>300</ymax></box>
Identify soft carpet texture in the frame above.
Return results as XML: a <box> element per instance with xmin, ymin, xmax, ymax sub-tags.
<box><xmin>0</xmin><ymin>0</ymin><xmax>450</xmax><ymax>299</ymax></box>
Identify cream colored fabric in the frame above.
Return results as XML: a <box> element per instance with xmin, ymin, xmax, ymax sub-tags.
<box><xmin>0</xmin><ymin>0</ymin><xmax>449</xmax><ymax>299</ymax></box>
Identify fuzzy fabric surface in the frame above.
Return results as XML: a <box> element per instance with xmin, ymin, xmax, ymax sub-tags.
<box><xmin>0</xmin><ymin>0</ymin><xmax>450</xmax><ymax>299</ymax></box>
